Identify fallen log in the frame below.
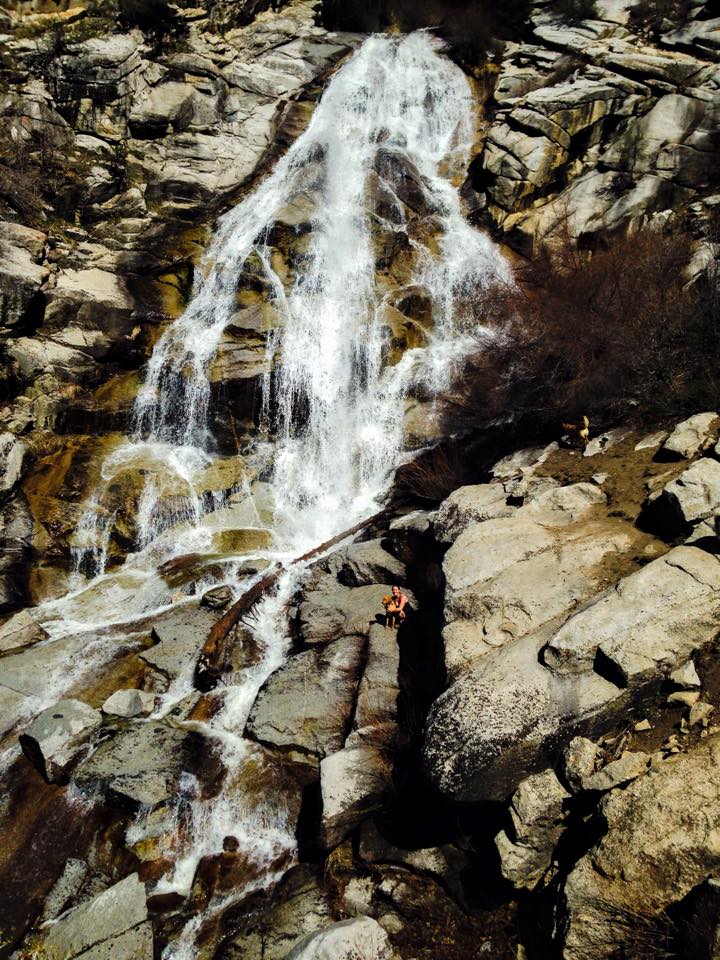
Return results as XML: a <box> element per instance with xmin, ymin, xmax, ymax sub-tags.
<box><xmin>194</xmin><ymin>508</ymin><xmax>390</xmax><ymax>691</ymax></box>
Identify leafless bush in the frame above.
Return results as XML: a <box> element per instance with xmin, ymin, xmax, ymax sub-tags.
<box><xmin>441</xmin><ymin>220</ymin><xmax>720</xmax><ymax>439</ymax></box>
<box><xmin>395</xmin><ymin>444</ymin><xmax>474</xmax><ymax>503</ymax></box>
<box><xmin>320</xmin><ymin>0</ymin><xmax>531</xmax><ymax>63</ymax></box>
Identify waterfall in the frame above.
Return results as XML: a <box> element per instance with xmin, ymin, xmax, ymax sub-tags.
<box><xmin>71</xmin><ymin>30</ymin><xmax>508</xmax><ymax>579</ymax></box>
<box><xmin>17</xmin><ymin>32</ymin><xmax>510</xmax><ymax>956</ymax></box>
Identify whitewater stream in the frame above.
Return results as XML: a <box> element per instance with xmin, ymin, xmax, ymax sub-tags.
<box><xmin>4</xmin><ymin>32</ymin><xmax>509</xmax><ymax>957</ymax></box>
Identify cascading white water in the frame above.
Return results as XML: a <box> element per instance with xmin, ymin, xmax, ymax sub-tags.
<box><xmin>8</xmin><ymin>31</ymin><xmax>511</xmax><ymax>958</ymax></box>
<box><xmin>71</xmin><ymin>29</ymin><xmax>508</xmax><ymax>577</ymax></box>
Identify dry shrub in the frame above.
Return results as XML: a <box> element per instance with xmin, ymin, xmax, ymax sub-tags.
<box><xmin>320</xmin><ymin>0</ymin><xmax>531</xmax><ymax>63</ymax></box>
<box><xmin>395</xmin><ymin>444</ymin><xmax>473</xmax><ymax>502</ymax></box>
<box><xmin>442</xmin><ymin>220</ymin><xmax>720</xmax><ymax>439</ymax></box>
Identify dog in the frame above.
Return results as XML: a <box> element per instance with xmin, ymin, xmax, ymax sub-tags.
<box><xmin>562</xmin><ymin>414</ymin><xmax>590</xmax><ymax>448</ymax></box>
<box><xmin>382</xmin><ymin>595</ymin><xmax>401</xmax><ymax>629</ymax></box>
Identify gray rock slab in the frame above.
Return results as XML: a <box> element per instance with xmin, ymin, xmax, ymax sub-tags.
<box><xmin>142</xmin><ymin>604</ymin><xmax>219</xmax><ymax>680</ymax></box>
<box><xmin>544</xmin><ymin>546</ymin><xmax>720</xmax><ymax>683</ymax></box>
<box><xmin>298</xmin><ymin>581</ymin><xmax>415</xmax><ymax>645</ymax></box>
<box><xmin>72</xmin><ymin>722</ymin><xmax>191</xmax><ymax>810</ymax></box>
<box><xmin>320</xmin><ymin>744</ymin><xmax>387</xmax><ymax>848</ymax></box>
<box><xmin>43</xmin><ymin>873</ymin><xmax>147</xmax><ymax>960</ymax></box>
<box><xmin>353</xmin><ymin>623</ymin><xmax>400</xmax><ymax>735</ymax></box>
<box><xmin>433</xmin><ymin>483</ymin><xmax>515</xmax><ymax>544</ymax></box>
<box><xmin>19</xmin><ymin>699</ymin><xmax>102</xmax><ymax>784</ymax></box>
<box><xmin>73</xmin><ymin>923</ymin><xmax>153</xmax><ymax>960</ymax></box>
<box><xmin>246</xmin><ymin>636</ymin><xmax>365</xmax><ymax>758</ymax></box>
<box><xmin>320</xmin><ymin>538</ymin><xmax>407</xmax><ymax>588</ymax></box>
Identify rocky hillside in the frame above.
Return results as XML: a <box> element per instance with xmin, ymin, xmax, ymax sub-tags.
<box><xmin>1</xmin><ymin>0</ymin><xmax>720</xmax><ymax>959</ymax></box>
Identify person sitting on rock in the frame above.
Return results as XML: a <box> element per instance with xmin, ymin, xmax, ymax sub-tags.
<box><xmin>382</xmin><ymin>585</ymin><xmax>408</xmax><ymax>629</ymax></box>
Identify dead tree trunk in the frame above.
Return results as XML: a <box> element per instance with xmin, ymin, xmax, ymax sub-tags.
<box><xmin>194</xmin><ymin>508</ymin><xmax>389</xmax><ymax>691</ymax></box>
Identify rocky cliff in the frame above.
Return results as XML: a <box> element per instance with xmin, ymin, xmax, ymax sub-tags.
<box><xmin>1</xmin><ymin>1</ymin><xmax>720</xmax><ymax>959</ymax></box>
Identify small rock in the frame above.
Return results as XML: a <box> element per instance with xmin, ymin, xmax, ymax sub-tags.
<box><xmin>670</xmin><ymin>661</ymin><xmax>701</xmax><ymax>690</ymax></box>
<box><xmin>635</xmin><ymin>430</ymin><xmax>669</xmax><ymax>451</ymax></box>
<box><xmin>563</xmin><ymin>737</ymin><xmax>599</xmax><ymax>792</ymax></box>
<box><xmin>102</xmin><ymin>688</ymin><xmax>156</xmax><ymax>718</ymax></box>
<box><xmin>668</xmin><ymin>690</ymin><xmax>701</xmax><ymax>707</ymax></box>
<box><xmin>689</xmin><ymin>701</ymin><xmax>715</xmax><ymax>728</ymax></box>
<box><xmin>19</xmin><ymin>699</ymin><xmax>102</xmax><ymax>784</ymax></box>
<box><xmin>378</xmin><ymin>914</ymin><xmax>404</xmax><ymax>935</ymax></box>
<box><xmin>583</xmin><ymin>751</ymin><xmax>649</xmax><ymax>792</ymax></box>
<box><xmin>663</xmin><ymin>412</ymin><xmax>718</xmax><ymax>459</ymax></box>
<box><xmin>591</xmin><ymin>473</ymin><xmax>608</xmax><ymax>485</ymax></box>
<box><xmin>200</xmin><ymin>585</ymin><xmax>233</xmax><ymax>609</ymax></box>
<box><xmin>634</xmin><ymin>719</ymin><xmax>652</xmax><ymax>732</ymax></box>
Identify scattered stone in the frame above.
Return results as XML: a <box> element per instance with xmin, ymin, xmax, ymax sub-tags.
<box><xmin>634</xmin><ymin>430</ymin><xmax>668</xmax><ymax>451</ymax></box>
<box><xmin>563</xmin><ymin>737</ymin><xmax>599</xmax><ymax>792</ymax></box>
<box><xmin>670</xmin><ymin>661</ymin><xmax>701</xmax><ymax>690</ymax></box>
<box><xmin>662</xmin><ymin>412</ymin><xmax>718</xmax><ymax>459</ymax></box>
<box><xmin>583</xmin><ymin>751</ymin><xmax>649</xmax><ymax>792</ymax></box>
<box><xmin>689</xmin><ymin>701</ymin><xmax>715</xmax><ymax>728</ymax></box>
<box><xmin>101</xmin><ymin>688</ymin><xmax>156</xmax><ymax>718</ymax></box>
<box><xmin>200</xmin><ymin>585</ymin><xmax>233</xmax><ymax>609</ymax></box>
<box><xmin>591</xmin><ymin>473</ymin><xmax>608</xmax><ymax>485</ymax></box>
<box><xmin>19</xmin><ymin>699</ymin><xmax>102</xmax><ymax>784</ymax></box>
<box><xmin>634</xmin><ymin>719</ymin><xmax>652</xmax><ymax>732</ymax></box>
<box><xmin>667</xmin><ymin>690</ymin><xmax>701</xmax><ymax>707</ymax></box>
<box><xmin>495</xmin><ymin>768</ymin><xmax>570</xmax><ymax>890</ymax></box>
<box><xmin>285</xmin><ymin>917</ymin><xmax>394</xmax><ymax>960</ymax></box>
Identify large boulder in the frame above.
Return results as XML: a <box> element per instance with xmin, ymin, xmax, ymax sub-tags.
<box><xmin>286</xmin><ymin>917</ymin><xmax>394</xmax><ymax>960</ymax></box>
<box><xmin>245</xmin><ymin>637</ymin><xmax>365</xmax><ymax>758</ymax></box>
<box><xmin>661</xmin><ymin>412</ymin><xmax>719</xmax><ymax>459</ymax></box>
<box><xmin>19</xmin><ymin>699</ymin><xmax>102</xmax><ymax>784</ymax></box>
<box><xmin>651</xmin><ymin>457</ymin><xmax>720</xmax><ymax>533</ymax></box>
<box><xmin>297</xmin><ymin>580</ymin><xmax>415</xmax><ymax>645</ymax></box>
<box><xmin>72</xmin><ymin>721</ymin><xmax>193</xmax><ymax>810</ymax></box>
<box><xmin>319</xmin><ymin>539</ymin><xmax>407</xmax><ymax>588</ymax></box>
<box><xmin>495</xmin><ymin>768</ymin><xmax>570</xmax><ymax>891</ymax></box>
<box><xmin>442</xmin><ymin>510</ymin><xmax>632</xmax><ymax>679</ymax></box>
<box><xmin>351</xmin><ymin>623</ymin><xmax>401</xmax><ymax>738</ymax></box>
<box><xmin>40</xmin><ymin>873</ymin><xmax>151</xmax><ymax>960</ymax></box>
<box><xmin>320</xmin><ymin>744</ymin><xmax>388</xmax><ymax>848</ymax></box>
<box><xmin>544</xmin><ymin>546</ymin><xmax>720</xmax><ymax>684</ymax></box>
<box><xmin>559</xmin><ymin>735</ymin><xmax>720</xmax><ymax>959</ymax></box>
<box><xmin>423</xmin><ymin>625</ymin><xmax>628</xmax><ymax>803</ymax></box>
